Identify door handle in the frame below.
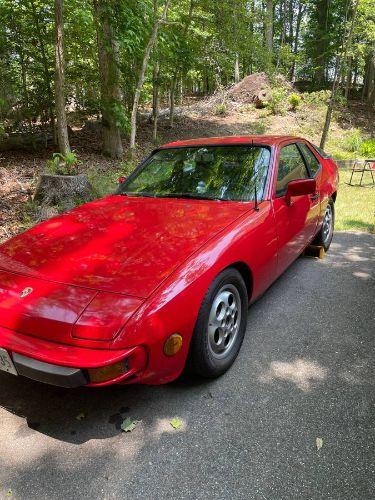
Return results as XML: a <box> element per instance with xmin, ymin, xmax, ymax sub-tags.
<box><xmin>310</xmin><ymin>193</ymin><xmax>319</xmax><ymax>201</ymax></box>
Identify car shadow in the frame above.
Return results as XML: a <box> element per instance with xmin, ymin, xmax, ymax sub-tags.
<box><xmin>0</xmin><ymin>231</ymin><xmax>373</xmax><ymax>446</ymax></box>
<box><xmin>0</xmin><ymin>365</ymin><xmax>213</xmax><ymax>444</ymax></box>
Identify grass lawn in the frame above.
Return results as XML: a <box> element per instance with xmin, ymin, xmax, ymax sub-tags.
<box><xmin>335</xmin><ymin>168</ymin><xmax>375</xmax><ymax>233</ymax></box>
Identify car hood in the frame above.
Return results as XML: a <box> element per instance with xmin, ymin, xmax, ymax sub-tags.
<box><xmin>0</xmin><ymin>195</ymin><xmax>250</xmax><ymax>298</ymax></box>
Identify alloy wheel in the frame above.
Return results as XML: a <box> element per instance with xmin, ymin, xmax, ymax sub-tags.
<box><xmin>207</xmin><ymin>284</ymin><xmax>242</xmax><ymax>359</ymax></box>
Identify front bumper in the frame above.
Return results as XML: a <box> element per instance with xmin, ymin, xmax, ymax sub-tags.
<box><xmin>0</xmin><ymin>325</ymin><xmax>147</xmax><ymax>387</ymax></box>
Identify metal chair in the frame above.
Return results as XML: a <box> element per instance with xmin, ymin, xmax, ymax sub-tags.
<box><xmin>348</xmin><ymin>159</ymin><xmax>375</xmax><ymax>186</ymax></box>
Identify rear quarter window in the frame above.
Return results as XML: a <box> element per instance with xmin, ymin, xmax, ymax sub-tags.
<box><xmin>299</xmin><ymin>143</ymin><xmax>321</xmax><ymax>177</ymax></box>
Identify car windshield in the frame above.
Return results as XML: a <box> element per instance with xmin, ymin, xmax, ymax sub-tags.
<box><xmin>120</xmin><ymin>146</ymin><xmax>271</xmax><ymax>202</ymax></box>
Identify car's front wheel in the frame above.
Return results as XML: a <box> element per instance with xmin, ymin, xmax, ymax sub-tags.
<box><xmin>188</xmin><ymin>268</ymin><xmax>248</xmax><ymax>378</ymax></box>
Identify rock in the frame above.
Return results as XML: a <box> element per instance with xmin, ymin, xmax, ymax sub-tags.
<box><xmin>254</xmin><ymin>90</ymin><xmax>268</xmax><ymax>108</ymax></box>
<box><xmin>34</xmin><ymin>174</ymin><xmax>94</xmax><ymax>206</ymax></box>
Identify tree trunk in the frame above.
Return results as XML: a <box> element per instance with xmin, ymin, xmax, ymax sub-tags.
<box><xmin>320</xmin><ymin>0</ymin><xmax>358</xmax><ymax>149</ymax></box>
<box><xmin>234</xmin><ymin>53</ymin><xmax>240</xmax><ymax>83</ymax></box>
<box><xmin>288</xmin><ymin>0</ymin><xmax>294</xmax><ymax>48</ymax></box>
<box><xmin>34</xmin><ymin>174</ymin><xmax>94</xmax><ymax>208</ymax></box>
<box><xmin>93</xmin><ymin>0</ymin><xmax>123</xmax><ymax>158</ymax></box>
<box><xmin>314</xmin><ymin>0</ymin><xmax>329</xmax><ymax>87</ymax></box>
<box><xmin>54</xmin><ymin>0</ymin><xmax>70</xmax><ymax>156</ymax></box>
<box><xmin>344</xmin><ymin>56</ymin><xmax>352</xmax><ymax>99</ymax></box>
<box><xmin>18</xmin><ymin>44</ymin><xmax>32</xmax><ymax>133</ymax></box>
<box><xmin>265</xmin><ymin>0</ymin><xmax>273</xmax><ymax>68</ymax></box>
<box><xmin>152</xmin><ymin>60</ymin><xmax>159</xmax><ymax>143</ymax></box>
<box><xmin>130</xmin><ymin>0</ymin><xmax>171</xmax><ymax>150</ymax></box>
<box><xmin>169</xmin><ymin>0</ymin><xmax>194</xmax><ymax>128</ymax></box>
<box><xmin>178</xmin><ymin>77</ymin><xmax>183</xmax><ymax>104</ymax></box>
<box><xmin>363</xmin><ymin>45</ymin><xmax>375</xmax><ymax>104</ymax></box>
<box><xmin>28</xmin><ymin>0</ymin><xmax>55</xmax><ymax>138</ymax></box>
<box><xmin>289</xmin><ymin>3</ymin><xmax>304</xmax><ymax>81</ymax></box>
<box><xmin>169</xmin><ymin>74</ymin><xmax>177</xmax><ymax>128</ymax></box>
<box><xmin>353</xmin><ymin>62</ymin><xmax>358</xmax><ymax>88</ymax></box>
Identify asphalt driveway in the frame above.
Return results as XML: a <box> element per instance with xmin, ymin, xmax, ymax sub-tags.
<box><xmin>0</xmin><ymin>231</ymin><xmax>374</xmax><ymax>500</ymax></box>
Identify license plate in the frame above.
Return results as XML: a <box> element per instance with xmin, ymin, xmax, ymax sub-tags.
<box><xmin>0</xmin><ymin>348</ymin><xmax>18</xmax><ymax>376</ymax></box>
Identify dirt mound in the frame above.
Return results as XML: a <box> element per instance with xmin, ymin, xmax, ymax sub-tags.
<box><xmin>228</xmin><ymin>72</ymin><xmax>271</xmax><ymax>104</ymax></box>
<box><xmin>196</xmin><ymin>72</ymin><xmax>295</xmax><ymax>113</ymax></box>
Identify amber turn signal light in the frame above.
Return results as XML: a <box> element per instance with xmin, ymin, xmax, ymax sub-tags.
<box><xmin>164</xmin><ymin>333</ymin><xmax>183</xmax><ymax>356</ymax></box>
<box><xmin>88</xmin><ymin>360</ymin><xmax>127</xmax><ymax>383</ymax></box>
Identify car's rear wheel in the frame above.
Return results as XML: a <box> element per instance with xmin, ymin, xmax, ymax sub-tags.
<box><xmin>188</xmin><ymin>268</ymin><xmax>248</xmax><ymax>378</ymax></box>
<box><xmin>313</xmin><ymin>199</ymin><xmax>335</xmax><ymax>251</ymax></box>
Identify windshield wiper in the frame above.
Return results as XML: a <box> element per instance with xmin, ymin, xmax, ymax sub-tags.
<box><xmin>155</xmin><ymin>193</ymin><xmax>222</xmax><ymax>201</ymax></box>
<box><xmin>122</xmin><ymin>192</ymin><xmax>157</xmax><ymax>198</ymax></box>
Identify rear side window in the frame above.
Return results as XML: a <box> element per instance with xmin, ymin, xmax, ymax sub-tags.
<box><xmin>276</xmin><ymin>143</ymin><xmax>309</xmax><ymax>196</ymax></box>
<box><xmin>299</xmin><ymin>143</ymin><xmax>321</xmax><ymax>176</ymax></box>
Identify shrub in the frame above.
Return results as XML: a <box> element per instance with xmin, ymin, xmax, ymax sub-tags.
<box><xmin>214</xmin><ymin>103</ymin><xmax>228</xmax><ymax>116</ymax></box>
<box><xmin>288</xmin><ymin>93</ymin><xmax>301</xmax><ymax>111</ymax></box>
<box><xmin>266</xmin><ymin>88</ymin><xmax>287</xmax><ymax>115</ymax></box>
<box><xmin>303</xmin><ymin>90</ymin><xmax>331</xmax><ymax>105</ymax></box>
<box><xmin>344</xmin><ymin>129</ymin><xmax>363</xmax><ymax>153</ymax></box>
<box><xmin>238</xmin><ymin>104</ymin><xmax>254</xmax><ymax>114</ymax></box>
<box><xmin>46</xmin><ymin>151</ymin><xmax>79</xmax><ymax>175</ymax></box>
<box><xmin>359</xmin><ymin>139</ymin><xmax>375</xmax><ymax>157</ymax></box>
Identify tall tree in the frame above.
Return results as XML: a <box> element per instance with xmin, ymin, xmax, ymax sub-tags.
<box><xmin>54</xmin><ymin>0</ymin><xmax>70</xmax><ymax>155</ymax></box>
<box><xmin>320</xmin><ymin>0</ymin><xmax>359</xmax><ymax>149</ymax></box>
<box><xmin>28</xmin><ymin>0</ymin><xmax>55</xmax><ymax>134</ymax></box>
<box><xmin>265</xmin><ymin>0</ymin><xmax>274</xmax><ymax>68</ymax></box>
<box><xmin>93</xmin><ymin>0</ymin><xmax>123</xmax><ymax>158</ymax></box>
<box><xmin>130</xmin><ymin>0</ymin><xmax>171</xmax><ymax>150</ymax></box>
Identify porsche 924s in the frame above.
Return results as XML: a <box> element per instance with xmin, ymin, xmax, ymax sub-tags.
<box><xmin>0</xmin><ymin>136</ymin><xmax>338</xmax><ymax>387</ymax></box>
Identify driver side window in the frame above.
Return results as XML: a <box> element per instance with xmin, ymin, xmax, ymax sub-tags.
<box><xmin>276</xmin><ymin>143</ymin><xmax>309</xmax><ymax>197</ymax></box>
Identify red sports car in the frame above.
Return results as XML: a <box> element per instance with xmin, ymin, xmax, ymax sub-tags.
<box><xmin>0</xmin><ymin>136</ymin><xmax>338</xmax><ymax>387</ymax></box>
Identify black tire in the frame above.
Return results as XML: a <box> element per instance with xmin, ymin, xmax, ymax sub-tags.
<box><xmin>312</xmin><ymin>199</ymin><xmax>335</xmax><ymax>251</ymax></box>
<box><xmin>188</xmin><ymin>268</ymin><xmax>248</xmax><ymax>378</ymax></box>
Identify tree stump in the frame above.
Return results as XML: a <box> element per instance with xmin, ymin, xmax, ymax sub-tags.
<box><xmin>34</xmin><ymin>174</ymin><xmax>94</xmax><ymax>208</ymax></box>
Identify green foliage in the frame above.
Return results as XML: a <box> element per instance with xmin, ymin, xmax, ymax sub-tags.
<box><xmin>238</xmin><ymin>104</ymin><xmax>254</xmax><ymax>113</ymax></box>
<box><xmin>214</xmin><ymin>103</ymin><xmax>228</xmax><ymax>116</ymax></box>
<box><xmin>303</xmin><ymin>90</ymin><xmax>331</xmax><ymax>106</ymax></box>
<box><xmin>345</xmin><ymin>129</ymin><xmax>364</xmax><ymax>153</ymax></box>
<box><xmin>46</xmin><ymin>151</ymin><xmax>79</xmax><ymax>175</ymax></box>
<box><xmin>288</xmin><ymin>93</ymin><xmax>301</xmax><ymax>111</ymax></box>
<box><xmin>87</xmin><ymin>160</ymin><xmax>136</xmax><ymax>198</ymax></box>
<box><xmin>335</xmin><ymin>169</ymin><xmax>375</xmax><ymax>233</ymax></box>
<box><xmin>266</xmin><ymin>88</ymin><xmax>287</xmax><ymax>115</ymax></box>
<box><xmin>360</xmin><ymin>139</ymin><xmax>375</xmax><ymax>157</ymax></box>
<box><xmin>0</xmin><ymin>0</ymin><xmax>373</xmax><ymax>149</ymax></box>
<box><xmin>249</xmin><ymin>120</ymin><xmax>267</xmax><ymax>135</ymax></box>
<box><xmin>328</xmin><ymin>129</ymin><xmax>374</xmax><ymax>160</ymax></box>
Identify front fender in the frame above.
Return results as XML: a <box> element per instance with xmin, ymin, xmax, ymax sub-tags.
<box><xmin>112</xmin><ymin>201</ymin><xmax>278</xmax><ymax>384</ymax></box>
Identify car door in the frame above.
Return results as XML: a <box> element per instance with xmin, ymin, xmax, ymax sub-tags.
<box><xmin>272</xmin><ymin>142</ymin><xmax>320</xmax><ymax>275</ymax></box>
<box><xmin>297</xmin><ymin>141</ymin><xmax>324</xmax><ymax>225</ymax></box>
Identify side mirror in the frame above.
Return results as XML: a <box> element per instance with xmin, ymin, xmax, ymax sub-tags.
<box><xmin>285</xmin><ymin>178</ymin><xmax>316</xmax><ymax>206</ymax></box>
<box><xmin>118</xmin><ymin>176</ymin><xmax>126</xmax><ymax>184</ymax></box>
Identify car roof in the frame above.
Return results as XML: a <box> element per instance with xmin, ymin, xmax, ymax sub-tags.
<box><xmin>160</xmin><ymin>135</ymin><xmax>307</xmax><ymax>149</ymax></box>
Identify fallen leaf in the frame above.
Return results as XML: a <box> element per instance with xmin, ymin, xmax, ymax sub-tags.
<box><xmin>170</xmin><ymin>418</ymin><xmax>183</xmax><ymax>430</ymax></box>
<box><xmin>76</xmin><ymin>412</ymin><xmax>86</xmax><ymax>421</ymax></box>
<box><xmin>121</xmin><ymin>417</ymin><xmax>137</xmax><ymax>432</ymax></box>
<box><xmin>316</xmin><ymin>437</ymin><xmax>323</xmax><ymax>450</ymax></box>
<box><xmin>6</xmin><ymin>489</ymin><xmax>12</xmax><ymax>497</ymax></box>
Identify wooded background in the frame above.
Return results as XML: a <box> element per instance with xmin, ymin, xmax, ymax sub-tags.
<box><xmin>0</xmin><ymin>0</ymin><xmax>374</xmax><ymax>158</ymax></box>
